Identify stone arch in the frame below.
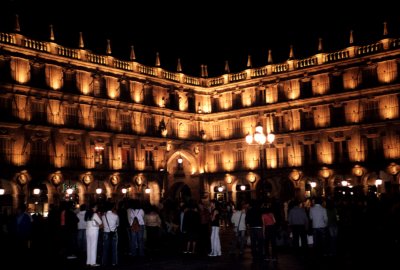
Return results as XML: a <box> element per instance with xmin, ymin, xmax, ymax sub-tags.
<box><xmin>167</xmin><ymin>181</ymin><xmax>192</xmax><ymax>203</ymax></box>
<box><xmin>166</xmin><ymin>149</ymin><xmax>199</xmax><ymax>175</ymax></box>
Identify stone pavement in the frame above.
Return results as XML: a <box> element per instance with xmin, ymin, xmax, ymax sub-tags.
<box><xmin>12</xmin><ymin>225</ymin><xmax>399</xmax><ymax>270</ymax></box>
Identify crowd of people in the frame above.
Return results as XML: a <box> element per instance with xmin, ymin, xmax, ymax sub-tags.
<box><xmin>1</xmin><ymin>193</ymin><xmax>400</xmax><ymax>267</ymax></box>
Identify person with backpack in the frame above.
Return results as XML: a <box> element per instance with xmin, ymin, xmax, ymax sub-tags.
<box><xmin>127</xmin><ymin>199</ymin><xmax>145</xmax><ymax>257</ymax></box>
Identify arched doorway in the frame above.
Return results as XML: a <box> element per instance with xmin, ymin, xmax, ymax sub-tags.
<box><xmin>167</xmin><ymin>182</ymin><xmax>192</xmax><ymax>203</ymax></box>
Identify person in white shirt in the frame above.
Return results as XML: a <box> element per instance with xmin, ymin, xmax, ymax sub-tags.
<box><xmin>85</xmin><ymin>204</ymin><xmax>102</xmax><ymax>267</ymax></box>
<box><xmin>309</xmin><ymin>197</ymin><xmax>328</xmax><ymax>257</ymax></box>
<box><xmin>127</xmin><ymin>199</ymin><xmax>145</xmax><ymax>257</ymax></box>
<box><xmin>76</xmin><ymin>204</ymin><xmax>87</xmax><ymax>256</ymax></box>
<box><xmin>101</xmin><ymin>202</ymin><xmax>119</xmax><ymax>266</ymax></box>
<box><xmin>229</xmin><ymin>205</ymin><xmax>247</xmax><ymax>256</ymax></box>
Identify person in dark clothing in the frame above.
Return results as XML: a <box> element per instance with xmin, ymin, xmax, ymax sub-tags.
<box><xmin>245</xmin><ymin>200</ymin><xmax>263</xmax><ymax>260</ymax></box>
<box><xmin>182</xmin><ymin>201</ymin><xmax>201</xmax><ymax>254</ymax></box>
<box><xmin>14</xmin><ymin>204</ymin><xmax>32</xmax><ymax>261</ymax></box>
<box><xmin>60</xmin><ymin>201</ymin><xmax>79</xmax><ymax>259</ymax></box>
<box><xmin>288</xmin><ymin>200</ymin><xmax>309</xmax><ymax>255</ymax></box>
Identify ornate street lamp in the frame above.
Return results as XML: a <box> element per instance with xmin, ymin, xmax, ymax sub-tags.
<box><xmin>245</xmin><ymin>122</ymin><xmax>275</xmax><ymax>200</ymax></box>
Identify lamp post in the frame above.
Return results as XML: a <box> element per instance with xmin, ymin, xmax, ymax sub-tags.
<box><xmin>245</xmin><ymin>122</ymin><xmax>275</xmax><ymax>200</ymax></box>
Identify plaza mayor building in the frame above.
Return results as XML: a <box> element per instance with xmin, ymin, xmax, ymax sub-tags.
<box><xmin>0</xmin><ymin>16</ymin><xmax>399</xmax><ymax>215</ymax></box>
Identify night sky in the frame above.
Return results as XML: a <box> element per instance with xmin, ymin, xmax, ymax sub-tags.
<box><xmin>1</xmin><ymin>0</ymin><xmax>399</xmax><ymax>77</ymax></box>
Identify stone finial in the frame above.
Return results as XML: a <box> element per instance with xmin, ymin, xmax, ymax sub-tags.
<box><xmin>383</xmin><ymin>21</ymin><xmax>388</xmax><ymax>36</ymax></box>
<box><xmin>349</xmin><ymin>30</ymin><xmax>354</xmax><ymax>45</ymax></box>
<box><xmin>200</xmin><ymin>64</ymin><xmax>204</xmax><ymax>77</ymax></box>
<box><xmin>224</xmin><ymin>60</ymin><xmax>230</xmax><ymax>74</ymax></box>
<box><xmin>267</xmin><ymin>49</ymin><xmax>273</xmax><ymax>64</ymax></box>
<box><xmin>204</xmin><ymin>65</ymin><xmax>208</xmax><ymax>77</ymax></box>
<box><xmin>318</xmin><ymin>38</ymin><xmax>323</xmax><ymax>52</ymax></box>
<box><xmin>49</xmin><ymin>24</ymin><xmax>55</xmax><ymax>41</ymax></box>
<box><xmin>79</xmin><ymin>32</ymin><xmax>84</xmax><ymax>48</ymax></box>
<box><xmin>247</xmin><ymin>55</ymin><xmax>252</xmax><ymax>68</ymax></box>
<box><xmin>288</xmin><ymin>45</ymin><xmax>294</xmax><ymax>60</ymax></box>
<box><xmin>177</xmin><ymin>58</ymin><xmax>182</xmax><ymax>72</ymax></box>
<box><xmin>106</xmin><ymin>39</ymin><xmax>112</xmax><ymax>55</ymax></box>
<box><xmin>155</xmin><ymin>52</ymin><xmax>160</xmax><ymax>67</ymax></box>
<box><xmin>130</xmin><ymin>45</ymin><xmax>136</xmax><ymax>60</ymax></box>
<box><xmin>14</xmin><ymin>14</ymin><xmax>20</xmax><ymax>32</ymax></box>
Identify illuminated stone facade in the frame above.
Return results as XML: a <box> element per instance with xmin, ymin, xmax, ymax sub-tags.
<box><xmin>0</xmin><ymin>21</ymin><xmax>399</xmax><ymax>214</ymax></box>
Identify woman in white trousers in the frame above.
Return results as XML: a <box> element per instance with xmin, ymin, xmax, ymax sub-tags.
<box><xmin>85</xmin><ymin>205</ymin><xmax>102</xmax><ymax>266</ymax></box>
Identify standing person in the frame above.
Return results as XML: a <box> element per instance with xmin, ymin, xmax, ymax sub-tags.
<box><xmin>229</xmin><ymin>204</ymin><xmax>247</xmax><ymax>256</ymax></box>
<box><xmin>60</xmin><ymin>201</ymin><xmax>79</xmax><ymax>259</ymax></box>
<box><xmin>117</xmin><ymin>200</ymin><xmax>130</xmax><ymax>256</ymax></box>
<box><xmin>325</xmin><ymin>199</ymin><xmax>338</xmax><ymax>257</ymax></box>
<box><xmin>101</xmin><ymin>202</ymin><xmax>119</xmax><ymax>267</ymax></box>
<box><xmin>197</xmin><ymin>201</ymin><xmax>211</xmax><ymax>256</ymax></box>
<box><xmin>262</xmin><ymin>205</ymin><xmax>278</xmax><ymax>261</ymax></box>
<box><xmin>13</xmin><ymin>204</ymin><xmax>32</xmax><ymax>263</ymax></box>
<box><xmin>182</xmin><ymin>201</ymin><xmax>201</xmax><ymax>254</ymax></box>
<box><xmin>85</xmin><ymin>204</ymin><xmax>102</xmax><ymax>267</ymax></box>
<box><xmin>309</xmin><ymin>197</ymin><xmax>328</xmax><ymax>257</ymax></box>
<box><xmin>76</xmin><ymin>204</ymin><xmax>87</xmax><ymax>258</ymax></box>
<box><xmin>287</xmin><ymin>200</ymin><xmax>309</xmax><ymax>255</ymax></box>
<box><xmin>245</xmin><ymin>200</ymin><xmax>263</xmax><ymax>261</ymax></box>
<box><xmin>208</xmin><ymin>200</ymin><xmax>222</xmax><ymax>257</ymax></box>
<box><xmin>144</xmin><ymin>204</ymin><xmax>162</xmax><ymax>257</ymax></box>
<box><xmin>127</xmin><ymin>199</ymin><xmax>145</xmax><ymax>257</ymax></box>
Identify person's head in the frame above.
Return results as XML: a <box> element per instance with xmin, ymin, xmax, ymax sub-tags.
<box><xmin>314</xmin><ymin>196</ymin><xmax>323</xmax><ymax>205</ymax></box>
<box><xmin>79</xmin><ymin>204</ymin><xmax>87</xmax><ymax>211</ymax></box>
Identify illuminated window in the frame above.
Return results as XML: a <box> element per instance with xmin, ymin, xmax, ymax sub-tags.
<box><xmin>95</xmin><ymin>145</ymin><xmax>105</xmax><ymax>165</ymax></box>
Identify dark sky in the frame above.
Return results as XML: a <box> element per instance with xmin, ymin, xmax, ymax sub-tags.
<box><xmin>1</xmin><ymin>0</ymin><xmax>399</xmax><ymax>77</ymax></box>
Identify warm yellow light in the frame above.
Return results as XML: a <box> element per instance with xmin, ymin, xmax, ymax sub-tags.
<box><xmin>319</xmin><ymin>167</ymin><xmax>331</xmax><ymax>179</ymax></box>
<box><xmin>177</xmin><ymin>156</ymin><xmax>183</xmax><ymax>164</ymax></box>
<box><xmin>267</xmin><ymin>133</ymin><xmax>275</xmax><ymax>144</ymax></box>
<box><xmin>226</xmin><ymin>176</ymin><xmax>232</xmax><ymax>184</ymax></box>
<box><xmin>254</xmin><ymin>132</ymin><xmax>266</xmax><ymax>145</ymax></box>
<box><xmin>245</xmin><ymin>133</ymin><xmax>253</xmax><ymax>144</ymax></box>
<box><xmin>375</xmin><ymin>179</ymin><xmax>382</xmax><ymax>186</ymax></box>
<box><xmin>353</xmin><ymin>165</ymin><xmax>364</xmax><ymax>177</ymax></box>
<box><xmin>289</xmin><ymin>169</ymin><xmax>301</xmax><ymax>181</ymax></box>
<box><xmin>388</xmin><ymin>162</ymin><xmax>399</xmax><ymax>175</ymax></box>
<box><xmin>95</xmin><ymin>145</ymin><xmax>105</xmax><ymax>151</ymax></box>
<box><xmin>255</xmin><ymin>124</ymin><xmax>263</xmax><ymax>133</ymax></box>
